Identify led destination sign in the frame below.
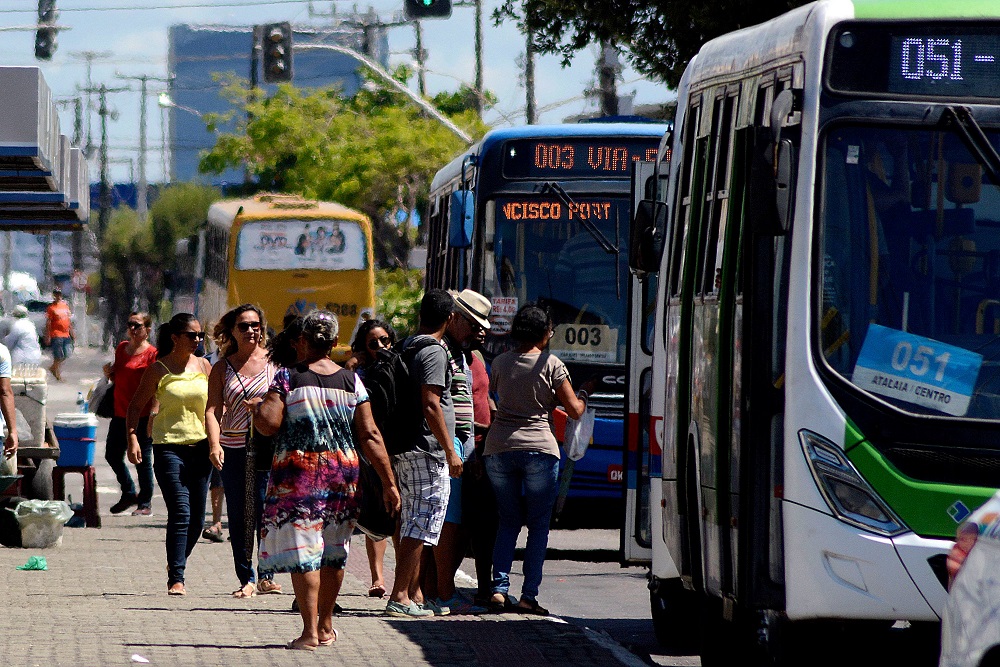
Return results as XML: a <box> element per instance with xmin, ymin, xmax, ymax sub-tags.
<box><xmin>496</xmin><ymin>198</ymin><xmax>622</xmax><ymax>222</ymax></box>
<box><xmin>503</xmin><ymin>139</ymin><xmax>659</xmax><ymax>178</ymax></box>
<box><xmin>828</xmin><ymin>22</ymin><xmax>1000</xmax><ymax>99</ymax></box>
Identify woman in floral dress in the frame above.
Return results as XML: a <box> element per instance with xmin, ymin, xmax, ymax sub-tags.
<box><xmin>254</xmin><ymin>310</ymin><xmax>400</xmax><ymax>651</ymax></box>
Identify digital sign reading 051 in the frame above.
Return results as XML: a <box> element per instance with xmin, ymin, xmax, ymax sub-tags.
<box><xmin>503</xmin><ymin>139</ymin><xmax>659</xmax><ymax>178</ymax></box>
<box><xmin>828</xmin><ymin>22</ymin><xmax>1000</xmax><ymax>99</ymax></box>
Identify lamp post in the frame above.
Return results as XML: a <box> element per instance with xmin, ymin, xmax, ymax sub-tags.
<box><xmin>157</xmin><ymin>93</ymin><xmax>202</xmax><ymax>184</ymax></box>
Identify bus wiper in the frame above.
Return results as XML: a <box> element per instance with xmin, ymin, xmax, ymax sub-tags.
<box><xmin>540</xmin><ymin>182</ymin><xmax>619</xmax><ymax>255</ymax></box>
<box><xmin>942</xmin><ymin>106</ymin><xmax>1000</xmax><ymax>186</ymax></box>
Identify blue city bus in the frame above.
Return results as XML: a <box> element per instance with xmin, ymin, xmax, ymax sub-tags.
<box><xmin>425</xmin><ymin>123</ymin><xmax>667</xmax><ymax>509</ymax></box>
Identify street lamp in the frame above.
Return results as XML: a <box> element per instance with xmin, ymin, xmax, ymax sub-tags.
<box><xmin>157</xmin><ymin>92</ymin><xmax>201</xmax><ymax>117</ymax></box>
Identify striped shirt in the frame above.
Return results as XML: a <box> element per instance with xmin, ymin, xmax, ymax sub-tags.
<box><xmin>445</xmin><ymin>339</ymin><xmax>473</xmax><ymax>445</ymax></box>
<box><xmin>220</xmin><ymin>360</ymin><xmax>277</xmax><ymax>447</ymax></box>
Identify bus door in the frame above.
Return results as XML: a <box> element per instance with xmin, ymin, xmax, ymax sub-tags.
<box><xmin>622</xmin><ymin>160</ymin><xmax>659</xmax><ymax>565</ymax></box>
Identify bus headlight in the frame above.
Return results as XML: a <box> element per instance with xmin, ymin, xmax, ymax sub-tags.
<box><xmin>799</xmin><ymin>430</ymin><xmax>908</xmax><ymax>537</ymax></box>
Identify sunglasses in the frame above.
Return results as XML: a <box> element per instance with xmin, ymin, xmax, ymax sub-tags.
<box><xmin>367</xmin><ymin>335</ymin><xmax>391</xmax><ymax>351</ymax></box>
<box><xmin>127</xmin><ymin>322</ymin><xmax>146</xmax><ymax>331</ymax></box>
<box><xmin>236</xmin><ymin>321</ymin><xmax>262</xmax><ymax>332</ymax></box>
<box><xmin>179</xmin><ymin>331</ymin><xmax>205</xmax><ymax>341</ymax></box>
<box><xmin>463</xmin><ymin>316</ymin><xmax>484</xmax><ymax>333</ymax></box>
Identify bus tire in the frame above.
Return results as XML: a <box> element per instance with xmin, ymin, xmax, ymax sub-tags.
<box><xmin>650</xmin><ymin>580</ymin><xmax>700</xmax><ymax>652</ymax></box>
<box><xmin>28</xmin><ymin>458</ymin><xmax>54</xmax><ymax>500</ymax></box>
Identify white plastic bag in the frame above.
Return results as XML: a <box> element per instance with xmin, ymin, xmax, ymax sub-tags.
<box><xmin>564</xmin><ymin>407</ymin><xmax>596</xmax><ymax>461</ymax></box>
<box><xmin>15</xmin><ymin>500</ymin><xmax>73</xmax><ymax>548</ymax></box>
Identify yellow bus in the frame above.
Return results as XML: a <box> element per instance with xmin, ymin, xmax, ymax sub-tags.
<box><xmin>186</xmin><ymin>193</ymin><xmax>375</xmax><ymax>361</ymax></box>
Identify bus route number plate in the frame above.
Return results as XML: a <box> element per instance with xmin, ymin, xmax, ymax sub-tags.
<box><xmin>550</xmin><ymin>324</ymin><xmax>618</xmax><ymax>363</ymax></box>
<box><xmin>852</xmin><ymin>324</ymin><xmax>982</xmax><ymax>417</ymax></box>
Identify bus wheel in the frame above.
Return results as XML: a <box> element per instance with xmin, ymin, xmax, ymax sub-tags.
<box><xmin>650</xmin><ymin>579</ymin><xmax>700</xmax><ymax>652</ymax></box>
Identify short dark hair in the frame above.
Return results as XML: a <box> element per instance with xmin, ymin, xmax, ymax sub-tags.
<box><xmin>419</xmin><ymin>289</ymin><xmax>454</xmax><ymax>330</ymax></box>
<box><xmin>267</xmin><ymin>316</ymin><xmax>303</xmax><ymax>368</ymax></box>
<box><xmin>511</xmin><ymin>304</ymin><xmax>552</xmax><ymax>344</ymax></box>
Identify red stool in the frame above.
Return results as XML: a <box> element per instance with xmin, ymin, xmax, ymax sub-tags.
<box><xmin>52</xmin><ymin>465</ymin><xmax>101</xmax><ymax>528</ymax></box>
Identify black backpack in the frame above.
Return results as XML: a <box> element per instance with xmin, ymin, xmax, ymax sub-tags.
<box><xmin>365</xmin><ymin>336</ymin><xmax>441</xmax><ymax>455</ymax></box>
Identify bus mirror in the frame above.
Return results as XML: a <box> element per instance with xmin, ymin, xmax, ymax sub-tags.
<box><xmin>775</xmin><ymin>138</ymin><xmax>795</xmax><ymax>233</ymax></box>
<box><xmin>449</xmin><ymin>190</ymin><xmax>474</xmax><ymax>248</ymax></box>
<box><xmin>629</xmin><ymin>199</ymin><xmax>666</xmax><ymax>273</ymax></box>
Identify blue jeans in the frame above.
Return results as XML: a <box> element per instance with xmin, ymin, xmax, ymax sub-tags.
<box><xmin>218</xmin><ymin>445</ymin><xmax>271</xmax><ymax>586</ymax></box>
<box><xmin>485</xmin><ymin>450</ymin><xmax>559</xmax><ymax>603</ymax></box>
<box><xmin>153</xmin><ymin>440</ymin><xmax>211</xmax><ymax>587</ymax></box>
<box><xmin>105</xmin><ymin>417</ymin><xmax>154</xmax><ymax>507</ymax></box>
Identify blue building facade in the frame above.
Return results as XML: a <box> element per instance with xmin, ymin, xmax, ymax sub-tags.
<box><xmin>167</xmin><ymin>24</ymin><xmax>388</xmax><ymax>185</ymax></box>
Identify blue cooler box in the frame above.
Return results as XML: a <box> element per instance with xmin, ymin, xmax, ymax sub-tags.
<box><xmin>54</xmin><ymin>413</ymin><xmax>98</xmax><ymax>467</ymax></box>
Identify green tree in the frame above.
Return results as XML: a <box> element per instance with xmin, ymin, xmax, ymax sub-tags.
<box><xmin>376</xmin><ymin>268</ymin><xmax>423</xmax><ymax>338</ymax></box>
<box><xmin>98</xmin><ymin>207</ymin><xmax>154</xmax><ymax>340</ymax></box>
<box><xmin>496</xmin><ymin>0</ymin><xmax>809</xmax><ymax>88</ymax></box>
<box><xmin>199</xmin><ymin>72</ymin><xmax>488</xmax><ymax>267</ymax></box>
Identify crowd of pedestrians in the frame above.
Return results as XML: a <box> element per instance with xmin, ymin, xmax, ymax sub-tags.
<box><xmin>96</xmin><ymin>288</ymin><xmax>590</xmax><ymax>649</ymax></box>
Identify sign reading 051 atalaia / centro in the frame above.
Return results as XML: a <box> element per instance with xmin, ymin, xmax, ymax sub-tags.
<box><xmin>852</xmin><ymin>324</ymin><xmax>983</xmax><ymax>417</ymax></box>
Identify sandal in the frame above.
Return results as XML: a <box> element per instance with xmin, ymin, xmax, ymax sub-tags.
<box><xmin>515</xmin><ymin>598</ymin><xmax>549</xmax><ymax>616</ymax></box>
<box><xmin>232</xmin><ymin>583</ymin><xmax>256</xmax><ymax>598</ymax></box>
<box><xmin>257</xmin><ymin>579</ymin><xmax>282</xmax><ymax>594</ymax></box>
<box><xmin>368</xmin><ymin>584</ymin><xmax>386</xmax><ymax>598</ymax></box>
<box><xmin>167</xmin><ymin>584</ymin><xmax>187</xmax><ymax>596</ymax></box>
<box><xmin>285</xmin><ymin>639</ymin><xmax>316</xmax><ymax>652</ymax></box>
<box><xmin>487</xmin><ymin>593</ymin><xmax>510</xmax><ymax>614</ymax></box>
<box><xmin>202</xmin><ymin>525</ymin><xmax>224</xmax><ymax>543</ymax></box>
<box><xmin>317</xmin><ymin>628</ymin><xmax>339</xmax><ymax>647</ymax></box>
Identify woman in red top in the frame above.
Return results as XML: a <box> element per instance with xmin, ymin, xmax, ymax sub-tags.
<box><xmin>104</xmin><ymin>312</ymin><xmax>158</xmax><ymax>515</ymax></box>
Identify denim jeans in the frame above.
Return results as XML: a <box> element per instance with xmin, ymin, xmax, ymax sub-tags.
<box><xmin>485</xmin><ymin>450</ymin><xmax>559</xmax><ymax>603</ymax></box>
<box><xmin>105</xmin><ymin>416</ymin><xmax>154</xmax><ymax>506</ymax></box>
<box><xmin>218</xmin><ymin>445</ymin><xmax>271</xmax><ymax>586</ymax></box>
<box><xmin>153</xmin><ymin>440</ymin><xmax>211</xmax><ymax>587</ymax></box>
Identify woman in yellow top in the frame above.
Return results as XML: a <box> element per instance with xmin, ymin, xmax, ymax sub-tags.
<box><xmin>127</xmin><ymin>313</ymin><xmax>213</xmax><ymax>596</ymax></box>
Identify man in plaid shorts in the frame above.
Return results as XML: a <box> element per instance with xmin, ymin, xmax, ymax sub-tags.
<box><xmin>385</xmin><ymin>289</ymin><xmax>463</xmax><ymax>618</ymax></box>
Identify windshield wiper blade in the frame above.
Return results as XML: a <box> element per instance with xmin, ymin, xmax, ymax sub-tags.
<box><xmin>942</xmin><ymin>106</ymin><xmax>1000</xmax><ymax>186</ymax></box>
<box><xmin>539</xmin><ymin>182</ymin><xmax>618</xmax><ymax>254</ymax></box>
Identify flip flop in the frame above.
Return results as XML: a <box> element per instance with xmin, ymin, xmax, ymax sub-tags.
<box><xmin>368</xmin><ymin>584</ymin><xmax>386</xmax><ymax>598</ymax></box>
<box><xmin>232</xmin><ymin>584</ymin><xmax>256</xmax><ymax>598</ymax></box>
<box><xmin>167</xmin><ymin>585</ymin><xmax>187</xmax><ymax>596</ymax></box>
<box><xmin>285</xmin><ymin>639</ymin><xmax>316</xmax><ymax>651</ymax></box>
<box><xmin>317</xmin><ymin>628</ymin><xmax>339</xmax><ymax>647</ymax></box>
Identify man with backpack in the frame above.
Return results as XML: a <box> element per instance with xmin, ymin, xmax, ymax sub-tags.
<box><xmin>383</xmin><ymin>289</ymin><xmax>462</xmax><ymax>618</ymax></box>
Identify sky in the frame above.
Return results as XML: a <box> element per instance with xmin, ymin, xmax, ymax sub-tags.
<box><xmin>0</xmin><ymin>0</ymin><xmax>674</xmax><ymax>184</ymax></box>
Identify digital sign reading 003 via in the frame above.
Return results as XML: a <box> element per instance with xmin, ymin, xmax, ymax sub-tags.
<box><xmin>828</xmin><ymin>22</ymin><xmax>1000</xmax><ymax>99</ymax></box>
<box><xmin>502</xmin><ymin>139</ymin><xmax>659</xmax><ymax>178</ymax></box>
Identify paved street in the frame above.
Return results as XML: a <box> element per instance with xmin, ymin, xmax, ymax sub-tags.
<box><xmin>0</xmin><ymin>346</ymin><xmax>656</xmax><ymax>667</ymax></box>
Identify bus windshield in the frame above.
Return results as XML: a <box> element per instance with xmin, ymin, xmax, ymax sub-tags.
<box><xmin>235</xmin><ymin>218</ymin><xmax>367</xmax><ymax>271</ymax></box>
<box><xmin>485</xmin><ymin>197</ymin><xmax>630</xmax><ymax>365</ymax></box>
<box><xmin>820</xmin><ymin>123</ymin><xmax>1000</xmax><ymax>419</ymax></box>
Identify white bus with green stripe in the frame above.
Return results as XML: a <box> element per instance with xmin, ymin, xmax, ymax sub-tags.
<box><xmin>624</xmin><ymin>0</ymin><xmax>1000</xmax><ymax>661</ymax></box>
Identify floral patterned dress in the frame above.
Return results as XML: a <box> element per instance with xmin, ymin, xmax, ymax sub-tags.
<box><xmin>258</xmin><ymin>365</ymin><xmax>367</xmax><ymax>574</ymax></box>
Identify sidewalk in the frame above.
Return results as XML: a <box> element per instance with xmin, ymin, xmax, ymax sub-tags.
<box><xmin>0</xmin><ymin>347</ymin><xmax>637</xmax><ymax>667</ymax></box>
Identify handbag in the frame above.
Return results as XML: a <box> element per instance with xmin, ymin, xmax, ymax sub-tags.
<box><xmin>90</xmin><ymin>377</ymin><xmax>116</xmax><ymax>419</ymax></box>
<box><xmin>356</xmin><ymin>453</ymin><xmax>395</xmax><ymax>541</ymax></box>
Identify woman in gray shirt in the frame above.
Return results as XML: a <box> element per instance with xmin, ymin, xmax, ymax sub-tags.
<box><xmin>484</xmin><ymin>304</ymin><xmax>586</xmax><ymax>615</ymax></box>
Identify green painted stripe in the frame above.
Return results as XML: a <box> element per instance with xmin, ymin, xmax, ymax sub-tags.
<box><xmin>847</xmin><ymin>440</ymin><xmax>993</xmax><ymax>538</ymax></box>
<box><xmin>844</xmin><ymin>417</ymin><xmax>865</xmax><ymax>450</ymax></box>
<box><xmin>853</xmin><ymin>0</ymin><xmax>1000</xmax><ymax>19</ymax></box>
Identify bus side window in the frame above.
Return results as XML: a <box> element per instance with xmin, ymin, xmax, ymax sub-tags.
<box><xmin>669</xmin><ymin>102</ymin><xmax>701</xmax><ymax>299</ymax></box>
<box><xmin>703</xmin><ymin>93</ymin><xmax>738</xmax><ymax>296</ymax></box>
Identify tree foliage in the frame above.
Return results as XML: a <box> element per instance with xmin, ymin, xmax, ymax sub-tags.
<box><xmin>376</xmin><ymin>268</ymin><xmax>423</xmax><ymax>338</ymax></box>
<box><xmin>496</xmin><ymin>0</ymin><xmax>809</xmax><ymax>88</ymax></box>
<box><xmin>199</xmin><ymin>71</ymin><xmax>488</xmax><ymax>267</ymax></box>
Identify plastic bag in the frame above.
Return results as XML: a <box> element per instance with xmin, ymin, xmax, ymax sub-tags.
<box><xmin>15</xmin><ymin>500</ymin><xmax>73</xmax><ymax>548</ymax></box>
<box><xmin>564</xmin><ymin>407</ymin><xmax>596</xmax><ymax>461</ymax></box>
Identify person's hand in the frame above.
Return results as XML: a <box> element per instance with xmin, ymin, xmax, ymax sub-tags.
<box><xmin>127</xmin><ymin>439</ymin><xmax>142</xmax><ymax>465</ymax></box>
<box><xmin>209</xmin><ymin>445</ymin><xmax>224</xmax><ymax>471</ymax></box>
<box><xmin>446</xmin><ymin>450</ymin><xmax>463</xmax><ymax>478</ymax></box>
<box><xmin>3</xmin><ymin>430</ymin><xmax>17</xmax><ymax>459</ymax></box>
<box><xmin>242</xmin><ymin>397</ymin><xmax>263</xmax><ymax>410</ymax></box>
<box><xmin>579</xmin><ymin>377</ymin><xmax>598</xmax><ymax>396</ymax></box>
<box><xmin>382</xmin><ymin>484</ymin><xmax>401</xmax><ymax>516</ymax></box>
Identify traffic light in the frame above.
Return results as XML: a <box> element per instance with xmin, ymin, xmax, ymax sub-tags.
<box><xmin>403</xmin><ymin>0</ymin><xmax>452</xmax><ymax>20</ymax></box>
<box><xmin>34</xmin><ymin>0</ymin><xmax>58</xmax><ymax>60</ymax></box>
<box><xmin>261</xmin><ymin>22</ymin><xmax>293</xmax><ymax>83</ymax></box>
